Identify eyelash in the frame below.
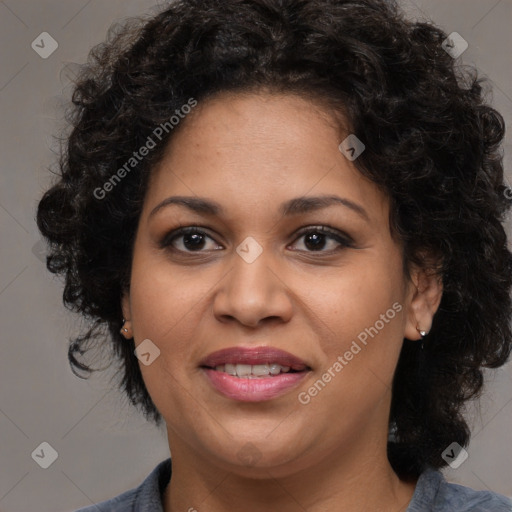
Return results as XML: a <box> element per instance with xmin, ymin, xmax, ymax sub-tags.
<box><xmin>159</xmin><ymin>224</ymin><xmax>355</xmax><ymax>255</ymax></box>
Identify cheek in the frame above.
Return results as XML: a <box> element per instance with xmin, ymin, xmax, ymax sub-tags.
<box><xmin>128</xmin><ymin>247</ymin><xmax>205</xmax><ymax>341</ymax></box>
<box><xmin>311</xmin><ymin>253</ymin><xmax>403</xmax><ymax>338</ymax></box>
<box><xmin>298</xmin><ymin>274</ymin><xmax>405</xmax><ymax>434</ymax></box>
<box><xmin>127</xmin><ymin>251</ymin><xmax>212</xmax><ymax>406</ymax></box>
<box><xmin>306</xmin><ymin>250</ymin><xmax>406</xmax><ymax>391</ymax></box>
<box><xmin>127</xmin><ymin>258</ymin><xmax>206</xmax><ymax>418</ymax></box>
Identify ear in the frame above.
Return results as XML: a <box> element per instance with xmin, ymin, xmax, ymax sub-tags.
<box><xmin>121</xmin><ymin>290</ymin><xmax>132</xmax><ymax>323</ymax></box>
<box><xmin>404</xmin><ymin>264</ymin><xmax>443</xmax><ymax>341</ymax></box>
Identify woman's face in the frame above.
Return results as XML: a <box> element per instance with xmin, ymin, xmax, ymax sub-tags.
<box><xmin>123</xmin><ymin>92</ymin><xmax>437</xmax><ymax>477</ymax></box>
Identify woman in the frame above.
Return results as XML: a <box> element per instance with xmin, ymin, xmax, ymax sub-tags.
<box><xmin>36</xmin><ymin>0</ymin><xmax>512</xmax><ymax>510</ymax></box>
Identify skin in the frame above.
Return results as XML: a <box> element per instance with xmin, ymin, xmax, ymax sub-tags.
<box><xmin>121</xmin><ymin>91</ymin><xmax>443</xmax><ymax>512</ymax></box>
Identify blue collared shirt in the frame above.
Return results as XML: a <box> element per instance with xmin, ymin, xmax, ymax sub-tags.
<box><xmin>74</xmin><ymin>458</ymin><xmax>512</xmax><ymax>511</ymax></box>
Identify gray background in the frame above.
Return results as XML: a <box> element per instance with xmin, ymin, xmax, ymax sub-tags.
<box><xmin>0</xmin><ymin>1</ymin><xmax>511</xmax><ymax>510</ymax></box>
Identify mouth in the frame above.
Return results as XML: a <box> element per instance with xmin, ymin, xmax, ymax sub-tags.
<box><xmin>199</xmin><ymin>346</ymin><xmax>311</xmax><ymax>401</ymax></box>
<box><xmin>200</xmin><ymin>346</ymin><xmax>311</xmax><ymax>374</ymax></box>
<box><xmin>207</xmin><ymin>362</ymin><xmax>302</xmax><ymax>378</ymax></box>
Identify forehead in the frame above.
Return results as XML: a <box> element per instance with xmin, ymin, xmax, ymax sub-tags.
<box><xmin>143</xmin><ymin>92</ymin><xmax>389</xmax><ymax>226</ymax></box>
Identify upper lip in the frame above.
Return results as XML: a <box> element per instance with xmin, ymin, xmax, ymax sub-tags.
<box><xmin>200</xmin><ymin>346</ymin><xmax>310</xmax><ymax>371</ymax></box>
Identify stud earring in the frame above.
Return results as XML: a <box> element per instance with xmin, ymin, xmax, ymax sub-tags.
<box><xmin>416</xmin><ymin>325</ymin><xmax>428</xmax><ymax>350</ymax></box>
<box><xmin>417</xmin><ymin>327</ymin><xmax>427</xmax><ymax>338</ymax></box>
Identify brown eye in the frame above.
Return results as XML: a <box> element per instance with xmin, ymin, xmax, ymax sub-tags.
<box><xmin>160</xmin><ymin>227</ymin><xmax>222</xmax><ymax>253</ymax></box>
<box><xmin>290</xmin><ymin>226</ymin><xmax>354</xmax><ymax>253</ymax></box>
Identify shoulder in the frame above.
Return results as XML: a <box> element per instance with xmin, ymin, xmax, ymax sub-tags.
<box><xmin>73</xmin><ymin>458</ymin><xmax>172</xmax><ymax>512</ymax></box>
<box><xmin>407</xmin><ymin>467</ymin><xmax>512</xmax><ymax>512</ymax></box>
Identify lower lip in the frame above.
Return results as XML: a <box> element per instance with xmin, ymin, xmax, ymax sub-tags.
<box><xmin>202</xmin><ymin>368</ymin><xmax>309</xmax><ymax>402</ymax></box>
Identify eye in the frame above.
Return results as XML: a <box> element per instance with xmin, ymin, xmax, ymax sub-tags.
<box><xmin>160</xmin><ymin>226</ymin><xmax>221</xmax><ymax>253</ymax></box>
<box><xmin>160</xmin><ymin>224</ymin><xmax>354</xmax><ymax>254</ymax></box>
<box><xmin>290</xmin><ymin>226</ymin><xmax>354</xmax><ymax>252</ymax></box>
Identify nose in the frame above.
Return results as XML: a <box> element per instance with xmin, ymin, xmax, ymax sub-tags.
<box><xmin>212</xmin><ymin>244</ymin><xmax>294</xmax><ymax>329</ymax></box>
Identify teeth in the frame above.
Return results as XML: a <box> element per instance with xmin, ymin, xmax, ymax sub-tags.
<box><xmin>269</xmin><ymin>363</ymin><xmax>280</xmax><ymax>375</ymax></box>
<box><xmin>214</xmin><ymin>363</ymin><xmax>293</xmax><ymax>377</ymax></box>
<box><xmin>225</xmin><ymin>363</ymin><xmax>237</xmax><ymax>376</ymax></box>
<box><xmin>252</xmin><ymin>364</ymin><xmax>270</xmax><ymax>376</ymax></box>
<box><xmin>236</xmin><ymin>364</ymin><xmax>252</xmax><ymax>377</ymax></box>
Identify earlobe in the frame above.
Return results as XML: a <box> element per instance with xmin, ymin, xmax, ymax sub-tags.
<box><xmin>404</xmin><ymin>266</ymin><xmax>443</xmax><ymax>341</ymax></box>
<box><xmin>120</xmin><ymin>319</ymin><xmax>133</xmax><ymax>339</ymax></box>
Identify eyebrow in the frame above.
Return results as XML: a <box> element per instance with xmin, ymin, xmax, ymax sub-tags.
<box><xmin>149</xmin><ymin>194</ymin><xmax>370</xmax><ymax>221</ymax></box>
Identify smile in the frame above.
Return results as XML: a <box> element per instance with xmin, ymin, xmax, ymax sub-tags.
<box><xmin>200</xmin><ymin>346</ymin><xmax>311</xmax><ymax>401</ymax></box>
<box><xmin>211</xmin><ymin>363</ymin><xmax>293</xmax><ymax>378</ymax></box>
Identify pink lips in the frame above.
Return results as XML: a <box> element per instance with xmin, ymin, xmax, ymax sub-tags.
<box><xmin>200</xmin><ymin>346</ymin><xmax>311</xmax><ymax>402</ymax></box>
<box><xmin>200</xmin><ymin>346</ymin><xmax>308</xmax><ymax>370</ymax></box>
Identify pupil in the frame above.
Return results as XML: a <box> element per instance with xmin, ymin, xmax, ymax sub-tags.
<box><xmin>184</xmin><ymin>232</ymin><xmax>205</xmax><ymax>250</ymax></box>
<box><xmin>305</xmin><ymin>232</ymin><xmax>326</xmax><ymax>251</ymax></box>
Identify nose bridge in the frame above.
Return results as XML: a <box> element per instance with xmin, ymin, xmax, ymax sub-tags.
<box><xmin>213</xmin><ymin>236</ymin><xmax>293</xmax><ymax>327</ymax></box>
<box><xmin>233</xmin><ymin>237</ymin><xmax>273</xmax><ymax>295</ymax></box>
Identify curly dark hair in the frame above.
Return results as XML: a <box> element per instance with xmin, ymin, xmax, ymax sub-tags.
<box><xmin>36</xmin><ymin>0</ymin><xmax>512</xmax><ymax>480</ymax></box>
